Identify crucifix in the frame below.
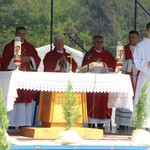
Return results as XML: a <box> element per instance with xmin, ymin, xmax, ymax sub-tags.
<box><xmin>67</xmin><ymin>53</ymin><xmax>73</xmax><ymax>73</ymax></box>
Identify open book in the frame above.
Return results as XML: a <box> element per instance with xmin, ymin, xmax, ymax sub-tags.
<box><xmin>77</xmin><ymin>62</ymin><xmax>111</xmax><ymax>73</ymax></box>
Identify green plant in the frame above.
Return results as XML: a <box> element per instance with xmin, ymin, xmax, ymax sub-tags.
<box><xmin>62</xmin><ymin>82</ymin><xmax>81</xmax><ymax>130</ymax></box>
<box><xmin>0</xmin><ymin>88</ymin><xmax>9</xmax><ymax>150</ymax></box>
<box><xmin>133</xmin><ymin>81</ymin><xmax>150</xmax><ymax>129</ymax></box>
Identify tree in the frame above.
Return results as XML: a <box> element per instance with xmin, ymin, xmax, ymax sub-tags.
<box><xmin>62</xmin><ymin>82</ymin><xmax>81</xmax><ymax>130</ymax></box>
<box><xmin>0</xmin><ymin>0</ymin><xmax>150</xmax><ymax>56</ymax></box>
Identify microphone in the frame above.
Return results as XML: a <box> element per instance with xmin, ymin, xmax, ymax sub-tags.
<box><xmin>64</xmin><ymin>31</ymin><xmax>87</xmax><ymax>53</ymax></box>
<box><xmin>64</xmin><ymin>32</ymin><xmax>70</xmax><ymax>36</ymax></box>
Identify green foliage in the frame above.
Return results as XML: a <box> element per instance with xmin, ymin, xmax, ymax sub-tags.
<box><xmin>133</xmin><ymin>81</ymin><xmax>150</xmax><ymax>129</ymax></box>
<box><xmin>0</xmin><ymin>0</ymin><xmax>150</xmax><ymax>55</ymax></box>
<box><xmin>62</xmin><ymin>82</ymin><xmax>81</xmax><ymax>130</ymax></box>
<box><xmin>0</xmin><ymin>89</ymin><xmax>9</xmax><ymax>150</ymax></box>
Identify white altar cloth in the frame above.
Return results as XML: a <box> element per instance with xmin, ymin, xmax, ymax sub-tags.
<box><xmin>0</xmin><ymin>71</ymin><xmax>134</xmax><ymax>111</ymax></box>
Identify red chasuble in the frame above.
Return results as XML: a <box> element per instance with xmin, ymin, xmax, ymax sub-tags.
<box><xmin>0</xmin><ymin>56</ymin><xmax>2</xmax><ymax>65</ymax></box>
<box><xmin>82</xmin><ymin>47</ymin><xmax>116</xmax><ymax>120</ymax></box>
<box><xmin>1</xmin><ymin>39</ymin><xmax>41</xmax><ymax>103</ymax></box>
<box><xmin>43</xmin><ymin>48</ymin><xmax>77</xmax><ymax>72</ymax></box>
<box><xmin>2</xmin><ymin>39</ymin><xmax>41</xmax><ymax>71</ymax></box>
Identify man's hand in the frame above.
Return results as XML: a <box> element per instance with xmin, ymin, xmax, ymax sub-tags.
<box><xmin>21</xmin><ymin>56</ymin><xmax>30</xmax><ymax>63</ymax></box>
<box><xmin>59</xmin><ymin>56</ymin><xmax>67</xmax><ymax>65</ymax></box>
<box><xmin>96</xmin><ymin>58</ymin><xmax>102</xmax><ymax>62</ymax></box>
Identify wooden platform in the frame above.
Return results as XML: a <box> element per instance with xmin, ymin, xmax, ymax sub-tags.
<box><xmin>20</xmin><ymin>126</ymin><xmax>103</xmax><ymax>139</ymax></box>
<box><xmin>8</xmin><ymin>126</ymin><xmax>150</xmax><ymax>149</ymax></box>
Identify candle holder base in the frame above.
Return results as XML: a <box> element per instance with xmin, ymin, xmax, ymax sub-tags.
<box><xmin>15</xmin><ymin>64</ymin><xmax>21</xmax><ymax>71</ymax></box>
<box><xmin>115</xmin><ymin>67</ymin><xmax>122</xmax><ymax>73</ymax></box>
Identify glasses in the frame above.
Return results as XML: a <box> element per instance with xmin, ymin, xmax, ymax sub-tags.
<box><xmin>94</xmin><ymin>40</ymin><xmax>103</xmax><ymax>43</ymax></box>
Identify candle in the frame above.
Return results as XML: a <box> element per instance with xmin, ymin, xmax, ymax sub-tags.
<box><xmin>14</xmin><ymin>37</ymin><xmax>21</xmax><ymax>65</ymax></box>
<box><xmin>116</xmin><ymin>41</ymin><xmax>123</xmax><ymax>72</ymax></box>
<box><xmin>116</xmin><ymin>41</ymin><xmax>123</xmax><ymax>61</ymax></box>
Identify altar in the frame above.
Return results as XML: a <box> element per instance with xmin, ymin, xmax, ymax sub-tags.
<box><xmin>0</xmin><ymin>71</ymin><xmax>133</xmax><ymax>139</ymax></box>
<box><xmin>0</xmin><ymin>71</ymin><xmax>134</xmax><ymax>112</ymax></box>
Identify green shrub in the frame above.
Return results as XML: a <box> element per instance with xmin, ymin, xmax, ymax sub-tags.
<box><xmin>133</xmin><ymin>81</ymin><xmax>150</xmax><ymax>129</ymax></box>
<box><xmin>0</xmin><ymin>89</ymin><xmax>9</xmax><ymax>149</ymax></box>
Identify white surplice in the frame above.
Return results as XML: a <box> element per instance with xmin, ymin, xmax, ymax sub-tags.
<box><xmin>115</xmin><ymin>45</ymin><xmax>138</xmax><ymax>127</ymax></box>
<box><xmin>8</xmin><ymin>57</ymin><xmax>36</xmax><ymax>127</ymax></box>
<box><xmin>133</xmin><ymin>37</ymin><xmax>150</xmax><ymax>128</ymax></box>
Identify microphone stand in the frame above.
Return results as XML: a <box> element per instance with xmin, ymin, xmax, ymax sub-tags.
<box><xmin>64</xmin><ymin>33</ymin><xmax>87</xmax><ymax>53</ymax></box>
<box><xmin>65</xmin><ymin>33</ymin><xmax>90</xmax><ymax>72</ymax></box>
<box><xmin>85</xmin><ymin>53</ymin><xmax>91</xmax><ymax>72</ymax></box>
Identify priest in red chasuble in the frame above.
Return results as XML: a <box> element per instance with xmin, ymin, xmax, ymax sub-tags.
<box><xmin>43</xmin><ymin>35</ymin><xmax>77</xmax><ymax>72</ymax></box>
<box><xmin>82</xmin><ymin>35</ymin><xmax>116</xmax><ymax>129</ymax></box>
<box><xmin>1</xmin><ymin>26</ymin><xmax>41</xmax><ymax>127</ymax></box>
